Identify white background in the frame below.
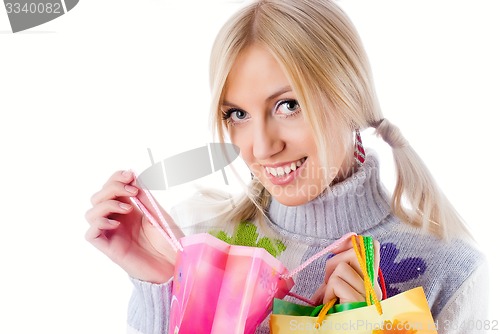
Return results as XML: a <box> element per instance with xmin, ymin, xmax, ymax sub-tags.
<box><xmin>1</xmin><ymin>0</ymin><xmax>498</xmax><ymax>332</ymax></box>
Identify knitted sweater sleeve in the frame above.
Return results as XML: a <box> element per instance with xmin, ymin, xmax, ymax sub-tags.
<box><xmin>434</xmin><ymin>261</ymin><xmax>490</xmax><ymax>334</ymax></box>
<box><xmin>126</xmin><ymin>277</ymin><xmax>172</xmax><ymax>334</ymax></box>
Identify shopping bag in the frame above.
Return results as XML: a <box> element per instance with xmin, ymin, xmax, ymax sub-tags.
<box><xmin>270</xmin><ymin>236</ymin><xmax>438</xmax><ymax>334</ymax></box>
<box><xmin>130</xmin><ymin>183</ymin><xmax>295</xmax><ymax>334</ymax></box>
<box><xmin>130</xmin><ymin>181</ymin><xmax>356</xmax><ymax>334</ymax></box>
<box><xmin>270</xmin><ymin>287</ymin><xmax>436</xmax><ymax>333</ymax></box>
<box><xmin>169</xmin><ymin>233</ymin><xmax>294</xmax><ymax>334</ymax></box>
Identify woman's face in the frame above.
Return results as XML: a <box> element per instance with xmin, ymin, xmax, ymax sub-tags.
<box><xmin>223</xmin><ymin>45</ymin><xmax>346</xmax><ymax>206</ymax></box>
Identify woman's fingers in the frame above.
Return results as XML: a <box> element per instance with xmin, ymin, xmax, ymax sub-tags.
<box><xmin>324</xmin><ymin>249</ymin><xmax>363</xmax><ymax>283</ymax></box>
<box><xmin>85</xmin><ymin>199</ymin><xmax>134</xmax><ymax>225</ymax></box>
<box><xmin>311</xmin><ymin>283</ymin><xmax>326</xmax><ymax>305</ymax></box>
<box><xmin>322</xmin><ymin>262</ymin><xmax>366</xmax><ymax>304</ymax></box>
<box><xmin>90</xmin><ymin>178</ymin><xmax>138</xmax><ymax>206</ymax></box>
<box><xmin>312</xmin><ymin>262</ymin><xmax>367</xmax><ymax>305</ymax></box>
<box><xmin>316</xmin><ymin>237</ymin><xmax>382</xmax><ymax>304</ymax></box>
<box><xmin>85</xmin><ymin>217</ymin><xmax>121</xmax><ymax>251</ymax></box>
<box><xmin>85</xmin><ymin>217</ymin><xmax>120</xmax><ymax>239</ymax></box>
<box><xmin>323</xmin><ymin>274</ymin><xmax>365</xmax><ymax>304</ymax></box>
<box><xmin>324</xmin><ymin>239</ymin><xmax>381</xmax><ymax>283</ymax></box>
<box><xmin>106</xmin><ymin>169</ymin><xmax>135</xmax><ymax>186</ymax></box>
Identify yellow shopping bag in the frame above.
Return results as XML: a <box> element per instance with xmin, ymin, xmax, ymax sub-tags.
<box><xmin>270</xmin><ymin>236</ymin><xmax>438</xmax><ymax>334</ymax></box>
<box><xmin>270</xmin><ymin>286</ymin><xmax>437</xmax><ymax>333</ymax></box>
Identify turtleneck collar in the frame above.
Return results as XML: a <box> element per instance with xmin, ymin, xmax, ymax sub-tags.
<box><xmin>265</xmin><ymin>152</ymin><xmax>392</xmax><ymax>244</ymax></box>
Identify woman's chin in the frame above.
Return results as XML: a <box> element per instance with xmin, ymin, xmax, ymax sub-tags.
<box><xmin>267</xmin><ymin>188</ymin><xmax>320</xmax><ymax>207</ymax></box>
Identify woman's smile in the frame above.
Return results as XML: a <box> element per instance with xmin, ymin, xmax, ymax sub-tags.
<box><xmin>261</xmin><ymin>157</ymin><xmax>307</xmax><ymax>186</ymax></box>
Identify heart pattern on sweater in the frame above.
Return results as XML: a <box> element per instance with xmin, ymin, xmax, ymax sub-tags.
<box><xmin>380</xmin><ymin>243</ymin><xmax>427</xmax><ymax>297</ymax></box>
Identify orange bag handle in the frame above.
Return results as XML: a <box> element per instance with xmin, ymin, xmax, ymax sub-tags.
<box><xmin>315</xmin><ymin>235</ymin><xmax>383</xmax><ymax>328</ymax></box>
<box><xmin>351</xmin><ymin>235</ymin><xmax>382</xmax><ymax>314</ymax></box>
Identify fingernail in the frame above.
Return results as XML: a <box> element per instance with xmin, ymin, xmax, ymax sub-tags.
<box><xmin>119</xmin><ymin>203</ymin><xmax>132</xmax><ymax>210</ymax></box>
<box><xmin>108</xmin><ymin>219</ymin><xmax>120</xmax><ymax>226</ymax></box>
<box><xmin>125</xmin><ymin>185</ymin><xmax>138</xmax><ymax>194</ymax></box>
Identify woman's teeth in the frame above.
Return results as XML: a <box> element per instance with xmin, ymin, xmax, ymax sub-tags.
<box><xmin>265</xmin><ymin>158</ymin><xmax>306</xmax><ymax>177</ymax></box>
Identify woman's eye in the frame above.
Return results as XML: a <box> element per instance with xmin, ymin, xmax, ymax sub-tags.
<box><xmin>276</xmin><ymin>99</ymin><xmax>301</xmax><ymax>115</ymax></box>
<box><xmin>223</xmin><ymin>109</ymin><xmax>248</xmax><ymax>123</ymax></box>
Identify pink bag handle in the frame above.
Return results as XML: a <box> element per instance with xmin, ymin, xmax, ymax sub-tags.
<box><xmin>279</xmin><ymin>232</ymin><xmax>356</xmax><ymax>280</ymax></box>
<box><xmin>129</xmin><ymin>172</ymin><xmax>183</xmax><ymax>252</ymax></box>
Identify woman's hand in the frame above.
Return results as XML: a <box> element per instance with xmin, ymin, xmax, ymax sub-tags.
<box><xmin>311</xmin><ymin>237</ymin><xmax>382</xmax><ymax>305</ymax></box>
<box><xmin>85</xmin><ymin>170</ymin><xmax>179</xmax><ymax>283</ymax></box>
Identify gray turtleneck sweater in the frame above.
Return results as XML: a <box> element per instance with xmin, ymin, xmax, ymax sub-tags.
<box><xmin>127</xmin><ymin>154</ymin><xmax>488</xmax><ymax>334</ymax></box>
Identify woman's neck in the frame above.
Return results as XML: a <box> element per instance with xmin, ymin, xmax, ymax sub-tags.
<box><xmin>330</xmin><ymin>151</ymin><xmax>358</xmax><ymax>185</ymax></box>
<box><xmin>265</xmin><ymin>152</ymin><xmax>392</xmax><ymax>244</ymax></box>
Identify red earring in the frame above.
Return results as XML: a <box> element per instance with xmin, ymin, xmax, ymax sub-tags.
<box><xmin>354</xmin><ymin>129</ymin><xmax>365</xmax><ymax>167</ymax></box>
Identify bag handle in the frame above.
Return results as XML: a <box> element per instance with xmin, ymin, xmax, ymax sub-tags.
<box><xmin>351</xmin><ymin>235</ymin><xmax>382</xmax><ymax>314</ymax></box>
<box><xmin>279</xmin><ymin>232</ymin><xmax>357</xmax><ymax>307</ymax></box>
<box><xmin>313</xmin><ymin>235</ymin><xmax>382</xmax><ymax>328</ymax></box>
<box><xmin>280</xmin><ymin>232</ymin><xmax>356</xmax><ymax>280</ymax></box>
<box><xmin>129</xmin><ymin>172</ymin><xmax>184</xmax><ymax>252</ymax></box>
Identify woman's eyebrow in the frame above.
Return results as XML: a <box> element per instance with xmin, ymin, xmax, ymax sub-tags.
<box><xmin>221</xmin><ymin>101</ymin><xmax>240</xmax><ymax>109</ymax></box>
<box><xmin>265</xmin><ymin>86</ymin><xmax>292</xmax><ymax>102</ymax></box>
<box><xmin>222</xmin><ymin>86</ymin><xmax>292</xmax><ymax>108</ymax></box>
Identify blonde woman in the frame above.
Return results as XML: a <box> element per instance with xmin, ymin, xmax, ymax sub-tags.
<box><xmin>85</xmin><ymin>0</ymin><xmax>487</xmax><ymax>333</ymax></box>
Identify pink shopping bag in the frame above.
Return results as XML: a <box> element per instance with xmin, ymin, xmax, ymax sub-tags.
<box><xmin>130</xmin><ymin>182</ymin><xmax>354</xmax><ymax>334</ymax></box>
<box><xmin>169</xmin><ymin>233</ymin><xmax>294</xmax><ymax>334</ymax></box>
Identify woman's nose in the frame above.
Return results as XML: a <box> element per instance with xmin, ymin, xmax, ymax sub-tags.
<box><xmin>252</xmin><ymin>121</ymin><xmax>284</xmax><ymax>161</ymax></box>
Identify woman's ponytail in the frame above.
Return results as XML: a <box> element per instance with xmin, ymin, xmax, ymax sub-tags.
<box><xmin>373</xmin><ymin>119</ymin><xmax>473</xmax><ymax>241</ymax></box>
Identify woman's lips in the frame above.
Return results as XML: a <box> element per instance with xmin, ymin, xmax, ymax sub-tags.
<box><xmin>264</xmin><ymin>157</ymin><xmax>307</xmax><ymax>186</ymax></box>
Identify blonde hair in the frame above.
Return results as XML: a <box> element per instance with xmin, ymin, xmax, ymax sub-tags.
<box><xmin>208</xmin><ymin>0</ymin><xmax>472</xmax><ymax>240</ymax></box>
